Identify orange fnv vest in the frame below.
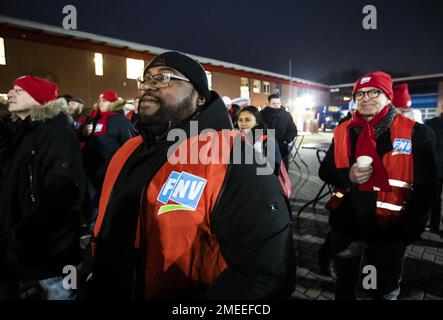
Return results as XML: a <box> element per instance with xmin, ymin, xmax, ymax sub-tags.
<box><xmin>331</xmin><ymin>114</ymin><xmax>415</xmax><ymax>225</ymax></box>
<box><xmin>93</xmin><ymin>131</ymin><xmax>240</xmax><ymax>299</ymax></box>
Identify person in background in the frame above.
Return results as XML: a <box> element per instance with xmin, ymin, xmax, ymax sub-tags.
<box><xmin>236</xmin><ymin>106</ymin><xmax>292</xmax><ymax>215</ymax></box>
<box><xmin>237</xmin><ymin>106</ymin><xmax>282</xmax><ymax>176</ymax></box>
<box><xmin>260</xmin><ymin>94</ymin><xmax>297</xmax><ymax>169</ymax></box>
<box><xmin>82</xmin><ymin>90</ymin><xmax>134</xmax><ymax>232</ymax></box>
<box><xmin>393</xmin><ymin>83</ymin><xmax>414</xmax><ymax>119</ymax></box>
<box><xmin>0</xmin><ymin>76</ymin><xmax>85</xmax><ymax>299</ymax></box>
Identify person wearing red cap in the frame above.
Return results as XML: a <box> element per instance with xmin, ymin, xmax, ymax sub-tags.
<box><xmin>82</xmin><ymin>89</ymin><xmax>134</xmax><ymax>233</ymax></box>
<box><xmin>319</xmin><ymin>71</ymin><xmax>437</xmax><ymax>300</ymax></box>
<box><xmin>393</xmin><ymin>83</ymin><xmax>414</xmax><ymax>119</ymax></box>
<box><xmin>0</xmin><ymin>76</ymin><xmax>85</xmax><ymax>299</ymax></box>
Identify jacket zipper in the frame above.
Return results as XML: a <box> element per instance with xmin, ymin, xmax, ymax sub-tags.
<box><xmin>211</xmin><ymin>162</ymin><xmax>232</xmax><ymax>222</ymax></box>
<box><xmin>133</xmin><ymin>182</ymin><xmax>148</xmax><ymax>299</ymax></box>
<box><xmin>28</xmin><ymin>150</ymin><xmax>36</xmax><ymax>203</ymax></box>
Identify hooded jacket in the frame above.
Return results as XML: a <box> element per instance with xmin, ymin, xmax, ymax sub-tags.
<box><xmin>0</xmin><ymin>98</ymin><xmax>85</xmax><ymax>280</ymax></box>
<box><xmin>91</xmin><ymin>91</ymin><xmax>296</xmax><ymax>299</ymax></box>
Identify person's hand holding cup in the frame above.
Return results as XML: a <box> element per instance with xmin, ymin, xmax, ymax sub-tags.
<box><xmin>349</xmin><ymin>155</ymin><xmax>373</xmax><ymax>184</ymax></box>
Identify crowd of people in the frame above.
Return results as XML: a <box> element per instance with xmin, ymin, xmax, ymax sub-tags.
<box><xmin>0</xmin><ymin>52</ymin><xmax>441</xmax><ymax>300</ymax></box>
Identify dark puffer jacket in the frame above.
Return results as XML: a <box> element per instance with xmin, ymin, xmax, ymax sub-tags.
<box><xmin>0</xmin><ymin>98</ymin><xmax>85</xmax><ymax>280</ymax></box>
<box><xmin>260</xmin><ymin>107</ymin><xmax>297</xmax><ymax>158</ymax></box>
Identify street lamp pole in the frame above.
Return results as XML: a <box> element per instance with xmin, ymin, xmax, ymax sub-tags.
<box><xmin>289</xmin><ymin>59</ymin><xmax>292</xmax><ymax>112</ymax></box>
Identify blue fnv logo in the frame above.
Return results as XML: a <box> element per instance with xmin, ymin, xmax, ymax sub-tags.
<box><xmin>157</xmin><ymin>171</ymin><xmax>207</xmax><ymax>215</ymax></box>
<box><xmin>392</xmin><ymin>138</ymin><xmax>412</xmax><ymax>155</ymax></box>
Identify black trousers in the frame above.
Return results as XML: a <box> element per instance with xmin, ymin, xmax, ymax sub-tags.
<box><xmin>331</xmin><ymin>230</ymin><xmax>406</xmax><ymax>300</ymax></box>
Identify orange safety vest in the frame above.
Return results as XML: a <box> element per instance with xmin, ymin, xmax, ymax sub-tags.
<box><xmin>331</xmin><ymin>114</ymin><xmax>415</xmax><ymax>225</ymax></box>
<box><xmin>93</xmin><ymin>131</ymin><xmax>240</xmax><ymax>299</ymax></box>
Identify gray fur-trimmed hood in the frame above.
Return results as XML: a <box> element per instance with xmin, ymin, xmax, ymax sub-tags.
<box><xmin>11</xmin><ymin>98</ymin><xmax>69</xmax><ymax>122</ymax></box>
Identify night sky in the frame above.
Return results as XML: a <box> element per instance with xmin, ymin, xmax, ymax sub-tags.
<box><xmin>1</xmin><ymin>0</ymin><xmax>442</xmax><ymax>84</ymax></box>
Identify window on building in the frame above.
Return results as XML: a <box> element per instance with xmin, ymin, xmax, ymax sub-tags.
<box><xmin>253</xmin><ymin>80</ymin><xmax>261</xmax><ymax>93</ymax></box>
<box><xmin>263</xmin><ymin>81</ymin><xmax>271</xmax><ymax>94</ymax></box>
<box><xmin>94</xmin><ymin>53</ymin><xmax>103</xmax><ymax>76</ymax></box>
<box><xmin>0</xmin><ymin>38</ymin><xmax>6</xmax><ymax>65</ymax></box>
<box><xmin>205</xmin><ymin>71</ymin><xmax>212</xmax><ymax>90</ymax></box>
<box><xmin>275</xmin><ymin>83</ymin><xmax>281</xmax><ymax>94</ymax></box>
<box><xmin>240</xmin><ymin>78</ymin><xmax>250</xmax><ymax>99</ymax></box>
<box><xmin>126</xmin><ymin>58</ymin><xmax>144</xmax><ymax>79</ymax></box>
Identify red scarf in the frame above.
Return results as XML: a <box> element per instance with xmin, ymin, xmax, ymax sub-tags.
<box><xmin>348</xmin><ymin>105</ymin><xmax>391</xmax><ymax>192</ymax></box>
<box><xmin>90</xmin><ymin>110</ymin><xmax>118</xmax><ymax>136</ymax></box>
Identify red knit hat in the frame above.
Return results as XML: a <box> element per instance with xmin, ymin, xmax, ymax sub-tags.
<box><xmin>392</xmin><ymin>83</ymin><xmax>412</xmax><ymax>109</ymax></box>
<box><xmin>13</xmin><ymin>75</ymin><xmax>58</xmax><ymax>105</ymax></box>
<box><xmin>101</xmin><ymin>90</ymin><xmax>118</xmax><ymax>102</ymax></box>
<box><xmin>352</xmin><ymin>71</ymin><xmax>393</xmax><ymax>101</ymax></box>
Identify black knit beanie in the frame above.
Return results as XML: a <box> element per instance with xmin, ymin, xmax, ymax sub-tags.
<box><xmin>144</xmin><ymin>51</ymin><xmax>210</xmax><ymax>101</ymax></box>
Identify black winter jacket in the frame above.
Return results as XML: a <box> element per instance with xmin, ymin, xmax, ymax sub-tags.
<box><xmin>425</xmin><ymin>114</ymin><xmax>443</xmax><ymax>178</ymax></box>
<box><xmin>0</xmin><ymin>99</ymin><xmax>85</xmax><ymax>280</ymax></box>
<box><xmin>319</xmin><ymin>108</ymin><xmax>437</xmax><ymax>244</ymax></box>
<box><xmin>260</xmin><ymin>107</ymin><xmax>297</xmax><ymax>158</ymax></box>
<box><xmin>83</xmin><ymin>112</ymin><xmax>134</xmax><ymax>192</ymax></box>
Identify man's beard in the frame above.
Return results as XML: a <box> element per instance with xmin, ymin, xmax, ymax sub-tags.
<box><xmin>138</xmin><ymin>93</ymin><xmax>196</xmax><ymax>136</ymax></box>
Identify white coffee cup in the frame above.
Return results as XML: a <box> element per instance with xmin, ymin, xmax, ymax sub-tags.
<box><xmin>85</xmin><ymin>124</ymin><xmax>93</xmax><ymax>135</ymax></box>
<box><xmin>357</xmin><ymin>155</ymin><xmax>373</xmax><ymax>168</ymax></box>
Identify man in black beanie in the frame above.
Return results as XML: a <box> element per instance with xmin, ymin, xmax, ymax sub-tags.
<box><xmin>90</xmin><ymin>51</ymin><xmax>296</xmax><ymax>300</ymax></box>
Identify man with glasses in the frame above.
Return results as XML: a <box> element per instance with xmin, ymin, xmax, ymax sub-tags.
<box><xmin>90</xmin><ymin>51</ymin><xmax>296</xmax><ymax>299</ymax></box>
<box><xmin>319</xmin><ymin>71</ymin><xmax>437</xmax><ymax>299</ymax></box>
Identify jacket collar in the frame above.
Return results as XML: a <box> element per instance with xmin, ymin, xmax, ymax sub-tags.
<box><xmin>11</xmin><ymin>98</ymin><xmax>69</xmax><ymax>123</ymax></box>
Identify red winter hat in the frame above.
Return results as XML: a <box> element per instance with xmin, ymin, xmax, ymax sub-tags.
<box><xmin>101</xmin><ymin>90</ymin><xmax>118</xmax><ymax>102</ymax></box>
<box><xmin>13</xmin><ymin>75</ymin><xmax>58</xmax><ymax>105</ymax></box>
<box><xmin>352</xmin><ymin>71</ymin><xmax>393</xmax><ymax>101</ymax></box>
<box><xmin>392</xmin><ymin>83</ymin><xmax>412</xmax><ymax>109</ymax></box>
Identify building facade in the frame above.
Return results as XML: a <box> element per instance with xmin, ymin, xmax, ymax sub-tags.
<box><xmin>0</xmin><ymin>16</ymin><xmax>329</xmax><ymax>131</ymax></box>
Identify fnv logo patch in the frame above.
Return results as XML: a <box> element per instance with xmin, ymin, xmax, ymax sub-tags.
<box><xmin>156</xmin><ymin>171</ymin><xmax>207</xmax><ymax>215</ymax></box>
<box><xmin>392</xmin><ymin>138</ymin><xmax>412</xmax><ymax>155</ymax></box>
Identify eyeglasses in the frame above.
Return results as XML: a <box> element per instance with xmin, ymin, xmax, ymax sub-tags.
<box><xmin>137</xmin><ymin>73</ymin><xmax>190</xmax><ymax>90</ymax></box>
<box><xmin>354</xmin><ymin>89</ymin><xmax>384</xmax><ymax>101</ymax></box>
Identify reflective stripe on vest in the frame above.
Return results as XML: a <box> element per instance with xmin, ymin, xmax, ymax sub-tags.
<box><xmin>388</xmin><ymin>179</ymin><xmax>412</xmax><ymax>189</ymax></box>
<box><xmin>376</xmin><ymin>201</ymin><xmax>403</xmax><ymax>211</ymax></box>
<box><xmin>331</xmin><ymin>114</ymin><xmax>415</xmax><ymax>225</ymax></box>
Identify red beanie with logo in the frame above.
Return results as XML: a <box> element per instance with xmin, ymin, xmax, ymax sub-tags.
<box><xmin>101</xmin><ymin>90</ymin><xmax>118</xmax><ymax>102</ymax></box>
<box><xmin>352</xmin><ymin>71</ymin><xmax>394</xmax><ymax>101</ymax></box>
<box><xmin>13</xmin><ymin>75</ymin><xmax>58</xmax><ymax>105</ymax></box>
<box><xmin>392</xmin><ymin>83</ymin><xmax>412</xmax><ymax>109</ymax></box>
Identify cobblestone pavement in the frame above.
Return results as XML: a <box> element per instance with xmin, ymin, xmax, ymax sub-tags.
<box><xmin>289</xmin><ymin>133</ymin><xmax>443</xmax><ymax>300</ymax></box>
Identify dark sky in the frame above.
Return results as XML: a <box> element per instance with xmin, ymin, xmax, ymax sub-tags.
<box><xmin>1</xmin><ymin>0</ymin><xmax>443</xmax><ymax>83</ymax></box>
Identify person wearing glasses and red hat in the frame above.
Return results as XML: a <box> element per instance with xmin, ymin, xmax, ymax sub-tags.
<box><xmin>0</xmin><ymin>76</ymin><xmax>85</xmax><ymax>299</ymax></box>
<box><xmin>319</xmin><ymin>71</ymin><xmax>437</xmax><ymax>300</ymax></box>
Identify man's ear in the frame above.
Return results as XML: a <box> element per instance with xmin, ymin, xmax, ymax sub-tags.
<box><xmin>197</xmin><ymin>95</ymin><xmax>206</xmax><ymax>106</ymax></box>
